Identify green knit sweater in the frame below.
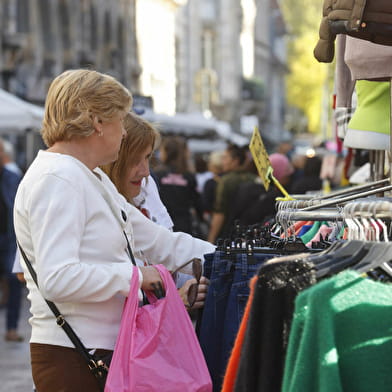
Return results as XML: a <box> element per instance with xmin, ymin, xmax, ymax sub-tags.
<box><xmin>282</xmin><ymin>270</ymin><xmax>392</xmax><ymax>392</ymax></box>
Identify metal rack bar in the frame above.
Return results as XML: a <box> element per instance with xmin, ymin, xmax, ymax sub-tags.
<box><xmin>313</xmin><ymin>178</ymin><xmax>389</xmax><ymax>200</ymax></box>
<box><xmin>300</xmin><ymin>185</ymin><xmax>392</xmax><ymax>211</ymax></box>
<box><xmin>276</xmin><ymin>209</ymin><xmax>344</xmax><ymax>222</ymax></box>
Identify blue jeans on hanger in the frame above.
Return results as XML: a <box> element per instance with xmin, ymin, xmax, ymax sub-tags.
<box><xmin>198</xmin><ymin>251</ymin><xmax>235</xmax><ymax>391</ymax></box>
<box><xmin>219</xmin><ymin>252</ymin><xmax>276</xmax><ymax>390</ymax></box>
<box><xmin>199</xmin><ymin>250</ymin><xmax>278</xmax><ymax>392</ymax></box>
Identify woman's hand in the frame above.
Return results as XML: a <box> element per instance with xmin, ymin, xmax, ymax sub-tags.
<box><xmin>139</xmin><ymin>266</ymin><xmax>164</xmax><ymax>296</ymax></box>
<box><xmin>178</xmin><ymin>276</ymin><xmax>209</xmax><ymax>309</ymax></box>
<box><xmin>16</xmin><ymin>273</ymin><xmax>26</xmax><ymax>283</ymax></box>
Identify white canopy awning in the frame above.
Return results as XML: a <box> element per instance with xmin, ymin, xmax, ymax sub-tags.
<box><xmin>0</xmin><ymin>89</ymin><xmax>44</xmax><ymax>133</ymax></box>
<box><xmin>141</xmin><ymin>109</ymin><xmax>249</xmax><ymax>146</ymax></box>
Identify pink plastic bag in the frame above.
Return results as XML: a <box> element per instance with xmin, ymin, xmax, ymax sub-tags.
<box><xmin>105</xmin><ymin>264</ymin><xmax>212</xmax><ymax>392</ymax></box>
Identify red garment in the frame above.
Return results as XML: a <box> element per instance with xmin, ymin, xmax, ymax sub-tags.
<box><xmin>138</xmin><ymin>206</ymin><xmax>150</xmax><ymax>219</ymax></box>
<box><xmin>280</xmin><ymin>220</ymin><xmax>309</xmax><ymax>239</ymax></box>
<box><xmin>295</xmin><ymin>221</ymin><xmax>313</xmax><ymax>236</ymax></box>
<box><xmin>221</xmin><ymin>276</ymin><xmax>257</xmax><ymax>392</ymax></box>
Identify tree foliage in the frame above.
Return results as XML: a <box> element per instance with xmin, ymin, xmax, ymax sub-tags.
<box><xmin>281</xmin><ymin>0</ymin><xmax>333</xmax><ymax>134</ymax></box>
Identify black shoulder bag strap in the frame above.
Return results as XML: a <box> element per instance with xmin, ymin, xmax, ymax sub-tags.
<box><xmin>17</xmin><ymin>241</ymin><xmax>132</xmax><ymax>390</ymax></box>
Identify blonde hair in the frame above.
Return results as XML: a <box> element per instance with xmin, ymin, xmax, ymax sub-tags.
<box><xmin>101</xmin><ymin>112</ymin><xmax>160</xmax><ymax>201</ymax></box>
<box><xmin>208</xmin><ymin>150</ymin><xmax>224</xmax><ymax>173</ymax></box>
<box><xmin>41</xmin><ymin>69</ymin><xmax>132</xmax><ymax>147</ymax></box>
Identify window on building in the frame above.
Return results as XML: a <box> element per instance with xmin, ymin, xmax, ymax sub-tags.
<box><xmin>58</xmin><ymin>0</ymin><xmax>71</xmax><ymax>50</ymax></box>
<box><xmin>3</xmin><ymin>0</ymin><xmax>16</xmax><ymax>34</ymax></box>
<box><xmin>117</xmin><ymin>17</ymin><xmax>125</xmax><ymax>82</ymax></box>
<box><xmin>90</xmin><ymin>4</ymin><xmax>97</xmax><ymax>50</ymax></box>
<box><xmin>201</xmin><ymin>28</ymin><xmax>215</xmax><ymax>69</ymax></box>
<box><xmin>103</xmin><ymin>11</ymin><xmax>112</xmax><ymax>69</ymax></box>
<box><xmin>16</xmin><ymin>0</ymin><xmax>30</xmax><ymax>33</ymax></box>
<box><xmin>201</xmin><ymin>0</ymin><xmax>216</xmax><ymax>22</ymax></box>
<box><xmin>38</xmin><ymin>0</ymin><xmax>55</xmax><ymax>52</ymax></box>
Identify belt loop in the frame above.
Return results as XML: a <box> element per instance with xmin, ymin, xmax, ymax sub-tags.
<box><xmin>241</xmin><ymin>253</ymin><xmax>248</xmax><ymax>276</ymax></box>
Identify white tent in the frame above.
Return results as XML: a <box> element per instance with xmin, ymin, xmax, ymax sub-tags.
<box><xmin>0</xmin><ymin>88</ymin><xmax>44</xmax><ymax>133</ymax></box>
<box><xmin>141</xmin><ymin>109</ymin><xmax>249</xmax><ymax>150</ymax></box>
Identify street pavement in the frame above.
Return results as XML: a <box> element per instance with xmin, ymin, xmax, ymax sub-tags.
<box><xmin>0</xmin><ymin>286</ymin><xmax>35</xmax><ymax>391</ymax></box>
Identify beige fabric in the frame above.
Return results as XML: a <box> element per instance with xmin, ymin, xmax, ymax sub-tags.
<box><xmin>345</xmin><ymin>36</ymin><xmax>392</xmax><ymax>80</ymax></box>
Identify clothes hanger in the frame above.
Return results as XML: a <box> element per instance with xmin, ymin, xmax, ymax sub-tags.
<box><xmin>314</xmin><ymin>241</ymin><xmax>372</xmax><ymax>279</ymax></box>
<box><xmin>350</xmin><ymin>201</ymin><xmax>392</xmax><ymax>277</ymax></box>
<box><xmin>316</xmin><ymin>200</ymin><xmax>392</xmax><ymax>279</ymax></box>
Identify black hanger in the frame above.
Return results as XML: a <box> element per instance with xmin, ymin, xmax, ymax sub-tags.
<box><xmin>352</xmin><ymin>242</ymin><xmax>392</xmax><ymax>277</ymax></box>
<box><xmin>315</xmin><ymin>241</ymin><xmax>372</xmax><ymax>279</ymax></box>
<box><xmin>306</xmin><ymin>240</ymin><xmax>362</xmax><ymax>266</ymax></box>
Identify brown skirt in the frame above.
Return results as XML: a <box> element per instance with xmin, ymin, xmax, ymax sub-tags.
<box><xmin>30</xmin><ymin>343</ymin><xmax>112</xmax><ymax>392</ymax></box>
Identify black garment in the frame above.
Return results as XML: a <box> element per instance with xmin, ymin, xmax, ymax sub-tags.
<box><xmin>154</xmin><ymin>166</ymin><xmax>203</xmax><ymax>235</ymax></box>
<box><xmin>291</xmin><ymin>176</ymin><xmax>322</xmax><ymax>195</ymax></box>
<box><xmin>0</xmin><ymin>169</ymin><xmax>7</xmax><ymax>235</ymax></box>
<box><xmin>234</xmin><ymin>259</ymin><xmax>316</xmax><ymax>392</ymax></box>
<box><xmin>202</xmin><ymin>177</ymin><xmax>218</xmax><ymax>213</ymax></box>
<box><xmin>228</xmin><ymin>182</ymin><xmax>279</xmax><ymax>229</ymax></box>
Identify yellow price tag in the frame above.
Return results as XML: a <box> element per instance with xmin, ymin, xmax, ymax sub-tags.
<box><xmin>249</xmin><ymin>126</ymin><xmax>272</xmax><ymax>191</ymax></box>
<box><xmin>249</xmin><ymin>126</ymin><xmax>295</xmax><ymax>200</ymax></box>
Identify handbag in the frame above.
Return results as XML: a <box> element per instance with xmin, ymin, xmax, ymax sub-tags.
<box><xmin>17</xmin><ymin>230</ymin><xmax>138</xmax><ymax>392</ymax></box>
<box><xmin>105</xmin><ymin>264</ymin><xmax>213</xmax><ymax>392</ymax></box>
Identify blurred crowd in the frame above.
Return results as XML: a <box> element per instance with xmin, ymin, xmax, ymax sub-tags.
<box><xmin>149</xmin><ymin>137</ymin><xmax>331</xmax><ymax>244</ymax></box>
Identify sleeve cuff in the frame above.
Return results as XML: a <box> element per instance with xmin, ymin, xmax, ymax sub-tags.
<box><xmin>137</xmin><ymin>267</ymin><xmax>143</xmax><ymax>288</ymax></box>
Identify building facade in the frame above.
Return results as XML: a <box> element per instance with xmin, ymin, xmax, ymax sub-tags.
<box><xmin>175</xmin><ymin>0</ymin><xmax>288</xmax><ymax>143</ymax></box>
<box><xmin>0</xmin><ymin>0</ymin><xmax>288</xmax><ymax>147</ymax></box>
<box><xmin>0</xmin><ymin>0</ymin><xmax>140</xmax><ymax>103</ymax></box>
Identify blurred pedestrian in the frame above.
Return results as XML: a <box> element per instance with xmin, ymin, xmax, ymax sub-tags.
<box><xmin>228</xmin><ymin>153</ymin><xmax>294</xmax><ymax>227</ymax></box>
<box><xmin>275</xmin><ymin>141</ymin><xmax>294</xmax><ymax>158</ymax></box>
<box><xmin>202</xmin><ymin>150</ymin><xmax>224</xmax><ymax>218</ymax></box>
<box><xmin>0</xmin><ymin>138</ymin><xmax>23</xmax><ymax>342</ymax></box>
<box><xmin>291</xmin><ymin>155</ymin><xmax>322</xmax><ymax>194</ymax></box>
<box><xmin>2</xmin><ymin>139</ymin><xmax>23</xmax><ymax>176</ymax></box>
<box><xmin>207</xmin><ymin>144</ymin><xmax>256</xmax><ymax>243</ymax></box>
<box><xmin>154</xmin><ymin>136</ymin><xmax>204</xmax><ymax>236</ymax></box>
<box><xmin>290</xmin><ymin>153</ymin><xmax>306</xmax><ymax>183</ymax></box>
<box><xmin>194</xmin><ymin>154</ymin><xmax>213</xmax><ymax>194</ymax></box>
<box><xmin>269</xmin><ymin>152</ymin><xmax>294</xmax><ymax>191</ymax></box>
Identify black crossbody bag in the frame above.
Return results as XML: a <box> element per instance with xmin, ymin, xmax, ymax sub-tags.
<box><xmin>17</xmin><ymin>231</ymin><xmax>137</xmax><ymax>392</ymax></box>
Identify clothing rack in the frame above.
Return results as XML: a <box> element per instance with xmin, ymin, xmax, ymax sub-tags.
<box><xmin>301</xmin><ymin>184</ymin><xmax>392</xmax><ymax>211</ymax></box>
<box><xmin>343</xmin><ymin>199</ymin><xmax>392</xmax><ymax>219</ymax></box>
<box><xmin>289</xmin><ymin>178</ymin><xmax>389</xmax><ymax>204</ymax></box>
<box><xmin>276</xmin><ymin>199</ymin><xmax>392</xmax><ymax>225</ymax></box>
<box><xmin>277</xmin><ymin>180</ymin><xmax>392</xmax><ymax>211</ymax></box>
<box><xmin>313</xmin><ymin>178</ymin><xmax>389</xmax><ymax>200</ymax></box>
<box><xmin>276</xmin><ymin>208</ymin><xmax>344</xmax><ymax>223</ymax></box>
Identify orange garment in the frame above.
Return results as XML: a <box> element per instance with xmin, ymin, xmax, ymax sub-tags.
<box><xmin>221</xmin><ymin>276</ymin><xmax>257</xmax><ymax>392</ymax></box>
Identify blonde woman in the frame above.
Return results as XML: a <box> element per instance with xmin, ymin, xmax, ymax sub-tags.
<box><xmin>14</xmin><ymin>70</ymin><xmax>214</xmax><ymax>392</ymax></box>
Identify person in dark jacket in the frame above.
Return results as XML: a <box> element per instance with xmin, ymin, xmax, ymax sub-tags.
<box><xmin>228</xmin><ymin>153</ymin><xmax>294</xmax><ymax>228</ymax></box>
<box><xmin>0</xmin><ymin>138</ymin><xmax>23</xmax><ymax>341</ymax></box>
<box><xmin>291</xmin><ymin>156</ymin><xmax>322</xmax><ymax>195</ymax></box>
<box><xmin>154</xmin><ymin>136</ymin><xmax>204</xmax><ymax>236</ymax></box>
